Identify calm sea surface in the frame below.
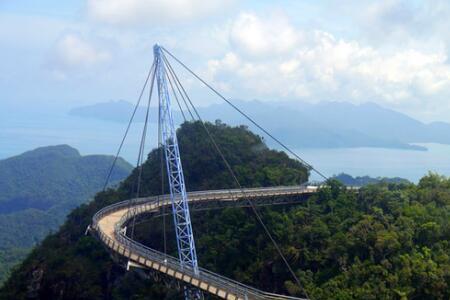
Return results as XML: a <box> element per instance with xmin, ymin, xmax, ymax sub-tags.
<box><xmin>1</xmin><ymin>110</ymin><xmax>449</xmax><ymax>183</ymax></box>
<box><xmin>0</xmin><ymin>110</ymin><xmax>158</xmax><ymax>165</ymax></box>
<box><xmin>299</xmin><ymin>144</ymin><xmax>450</xmax><ymax>183</ymax></box>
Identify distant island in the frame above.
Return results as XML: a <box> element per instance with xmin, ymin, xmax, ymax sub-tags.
<box><xmin>333</xmin><ymin>173</ymin><xmax>410</xmax><ymax>186</ymax></box>
<box><xmin>69</xmin><ymin>100</ymin><xmax>450</xmax><ymax>151</ymax></box>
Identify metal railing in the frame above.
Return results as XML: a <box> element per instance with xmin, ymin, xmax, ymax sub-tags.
<box><xmin>92</xmin><ymin>186</ymin><xmax>320</xmax><ymax>299</ymax></box>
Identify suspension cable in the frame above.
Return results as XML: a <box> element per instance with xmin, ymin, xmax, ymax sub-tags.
<box><xmin>130</xmin><ymin>63</ymin><xmax>157</xmax><ymax>239</ymax></box>
<box><xmin>102</xmin><ymin>62</ymin><xmax>155</xmax><ymax>191</ymax></box>
<box><xmin>162</xmin><ymin>47</ymin><xmax>328</xmax><ymax>182</ymax></box>
<box><xmin>165</xmin><ymin>54</ymin><xmax>240</xmax><ymax>204</ymax></box>
<box><xmin>166</xmin><ymin>70</ymin><xmax>187</xmax><ymax>122</ymax></box>
<box><xmin>161</xmin><ymin>54</ymin><xmax>311</xmax><ymax>299</ymax></box>
<box><xmin>162</xmin><ymin>55</ymin><xmax>199</xmax><ymax>123</ymax></box>
<box><xmin>162</xmin><ymin>55</ymin><xmax>196</xmax><ymax>121</ymax></box>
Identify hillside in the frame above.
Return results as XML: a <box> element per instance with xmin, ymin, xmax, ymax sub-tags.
<box><xmin>1</xmin><ymin>122</ymin><xmax>449</xmax><ymax>299</ymax></box>
<box><xmin>0</xmin><ymin>145</ymin><xmax>132</xmax><ymax>283</ymax></box>
<box><xmin>0</xmin><ymin>121</ymin><xmax>308</xmax><ymax>299</ymax></box>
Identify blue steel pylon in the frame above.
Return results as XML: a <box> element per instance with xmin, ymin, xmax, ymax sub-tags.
<box><xmin>154</xmin><ymin>44</ymin><xmax>201</xmax><ymax>299</ymax></box>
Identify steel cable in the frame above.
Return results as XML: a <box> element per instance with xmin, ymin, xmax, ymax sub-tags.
<box><xmin>161</xmin><ymin>53</ymin><xmax>311</xmax><ymax>299</ymax></box>
<box><xmin>130</xmin><ymin>64</ymin><xmax>157</xmax><ymax>239</ymax></box>
<box><xmin>102</xmin><ymin>62</ymin><xmax>155</xmax><ymax>191</ymax></box>
<box><xmin>162</xmin><ymin>47</ymin><xmax>328</xmax><ymax>182</ymax></box>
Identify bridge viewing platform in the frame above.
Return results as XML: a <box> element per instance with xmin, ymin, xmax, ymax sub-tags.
<box><xmin>91</xmin><ymin>186</ymin><xmax>321</xmax><ymax>300</ymax></box>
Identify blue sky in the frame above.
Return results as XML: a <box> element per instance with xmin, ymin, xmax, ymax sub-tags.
<box><xmin>2</xmin><ymin>0</ymin><xmax>450</xmax><ymax>122</ymax></box>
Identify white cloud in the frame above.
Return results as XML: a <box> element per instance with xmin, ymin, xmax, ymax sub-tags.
<box><xmin>8</xmin><ymin>1</ymin><xmax>450</xmax><ymax>121</ymax></box>
<box><xmin>52</xmin><ymin>33</ymin><xmax>111</xmax><ymax>70</ymax></box>
<box><xmin>86</xmin><ymin>0</ymin><xmax>234</xmax><ymax>25</ymax></box>
<box><xmin>355</xmin><ymin>0</ymin><xmax>450</xmax><ymax>50</ymax></box>
<box><xmin>229</xmin><ymin>12</ymin><xmax>300</xmax><ymax>58</ymax></box>
<box><xmin>205</xmin><ymin>12</ymin><xmax>450</xmax><ymax>113</ymax></box>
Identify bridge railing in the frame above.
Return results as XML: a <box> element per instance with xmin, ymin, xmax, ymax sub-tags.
<box><xmin>112</xmin><ymin>201</ymin><xmax>305</xmax><ymax>300</ymax></box>
<box><xmin>93</xmin><ymin>185</ymin><xmax>319</xmax><ymax>225</ymax></box>
<box><xmin>92</xmin><ymin>186</ymin><xmax>315</xmax><ymax>300</ymax></box>
<box><xmin>115</xmin><ymin>229</ymin><xmax>303</xmax><ymax>300</ymax></box>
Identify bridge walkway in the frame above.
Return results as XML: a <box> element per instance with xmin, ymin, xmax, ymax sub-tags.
<box><xmin>92</xmin><ymin>186</ymin><xmax>320</xmax><ymax>300</ymax></box>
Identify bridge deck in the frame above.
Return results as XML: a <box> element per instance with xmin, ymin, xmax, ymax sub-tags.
<box><xmin>92</xmin><ymin>186</ymin><xmax>319</xmax><ymax>300</ymax></box>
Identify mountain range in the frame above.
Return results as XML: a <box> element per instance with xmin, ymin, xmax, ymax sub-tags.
<box><xmin>69</xmin><ymin>99</ymin><xmax>450</xmax><ymax>151</ymax></box>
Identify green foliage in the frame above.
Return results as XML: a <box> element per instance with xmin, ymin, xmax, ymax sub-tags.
<box><xmin>0</xmin><ymin>121</ymin><xmax>308</xmax><ymax>299</ymax></box>
<box><xmin>0</xmin><ymin>145</ymin><xmax>132</xmax><ymax>284</ymax></box>
<box><xmin>0</xmin><ymin>247</ymin><xmax>28</xmax><ymax>285</ymax></box>
<box><xmin>119</xmin><ymin>172</ymin><xmax>450</xmax><ymax>300</ymax></box>
<box><xmin>1</xmin><ymin>123</ymin><xmax>449</xmax><ymax>300</ymax></box>
<box><xmin>0</xmin><ymin>145</ymin><xmax>131</xmax><ymax>214</ymax></box>
<box><xmin>120</xmin><ymin>121</ymin><xmax>308</xmax><ymax>195</ymax></box>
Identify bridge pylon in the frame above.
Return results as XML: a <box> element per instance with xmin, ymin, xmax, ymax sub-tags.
<box><xmin>153</xmin><ymin>44</ymin><xmax>201</xmax><ymax>299</ymax></box>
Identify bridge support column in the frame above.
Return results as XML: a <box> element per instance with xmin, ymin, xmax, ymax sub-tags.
<box><xmin>154</xmin><ymin>44</ymin><xmax>201</xmax><ymax>300</ymax></box>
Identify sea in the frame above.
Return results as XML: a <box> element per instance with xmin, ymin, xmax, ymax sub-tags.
<box><xmin>1</xmin><ymin>106</ymin><xmax>450</xmax><ymax>183</ymax></box>
<box><xmin>299</xmin><ymin>144</ymin><xmax>450</xmax><ymax>183</ymax></box>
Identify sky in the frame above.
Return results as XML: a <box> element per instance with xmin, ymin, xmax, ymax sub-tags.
<box><xmin>2</xmin><ymin>0</ymin><xmax>450</xmax><ymax>122</ymax></box>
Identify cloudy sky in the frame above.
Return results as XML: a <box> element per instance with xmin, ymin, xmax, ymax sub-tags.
<box><xmin>2</xmin><ymin>0</ymin><xmax>450</xmax><ymax>122</ymax></box>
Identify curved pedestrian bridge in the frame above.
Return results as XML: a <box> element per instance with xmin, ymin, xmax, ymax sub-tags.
<box><xmin>92</xmin><ymin>186</ymin><xmax>320</xmax><ymax>300</ymax></box>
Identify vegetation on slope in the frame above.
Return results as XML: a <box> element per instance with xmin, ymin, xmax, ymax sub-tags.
<box><xmin>135</xmin><ymin>174</ymin><xmax>450</xmax><ymax>299</ymax></box>
<box><xmin>1</xmin><ymin>122</ymin><xmax>449</xmax><ymax>300</ymax></box>
<box><xmin>0</xmin><ymin>145</ymin><xmax>132</xmax><ymax>283</ymax></box>
<box><xmin>0</xmin><ymin>121</ymin><xmax>308</xmax><ymax>299</ymax></box>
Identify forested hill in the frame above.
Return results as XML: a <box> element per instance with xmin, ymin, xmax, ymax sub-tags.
<box><xmin>1</xmin><ymin>122</ymin><xmax>449</xmax><ymax>299</ymax></box>
<box><xmin>0</xmin><ymin>145</ymin><xmax>132</xmax><ymax>284</ymax></box>
<box><xmin>0</xmin><ymin>121</ymin><xmax>309</xmax><ymax>299</ymax></box>
<box><xmin>0</xmin><ymin>145</ymin><xmax>131</xmax><ymax>214</ymax></box>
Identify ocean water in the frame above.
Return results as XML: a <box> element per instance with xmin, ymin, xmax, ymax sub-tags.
<box><xmin>1</xmin><ymin>109</ymin><xmax>449</xmax><ymax>183</ymax></box>
<box><xmin>299</xmin><ymin>143</ymin><xmax>450</xmax><ymax>183</ymax></box>
<box><xmin>0</xmin><ymin>109</ymin><xmax>159</xmax><ymax>164</ymax></box>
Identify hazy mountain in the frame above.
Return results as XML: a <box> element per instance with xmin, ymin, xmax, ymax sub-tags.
<box><xmin>69</xmin><ymin>100</ymin><xmax>151</xmax><ymax>123</ymax></box>
<box><xmin>333</xmin><ymin>173</ymin><xmax>410</xmax><ymax>186</ymax></box>
<box><xmin>69</xmin><ymin>100</ymin><xmax>450</xmax><ymax>150</ymax></box>
<box><xmin>0</xmin><ymin>145</ymin><xmax>132</xmax><ymax>283</ymax></box>
<box><xmin>296</xmin><ymin>101</ymin><xmax>450</xmax><ymax>145</ymax></box>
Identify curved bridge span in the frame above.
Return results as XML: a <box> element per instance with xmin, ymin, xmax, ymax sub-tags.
<box><xmin>91</xmin><ymin>186</ymin><xmax>319</xmax><ymax>300</ymax></box>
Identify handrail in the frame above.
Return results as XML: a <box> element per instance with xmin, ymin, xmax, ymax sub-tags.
<box><xmin>115</xmin><ymin>219</ymin><xmax>305</xmax><ymax>299</ymax></box>
<box><xmin>92</xmin><ymin>185</ymin><xmax>331</xmax><ymax>299</ymax></box>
